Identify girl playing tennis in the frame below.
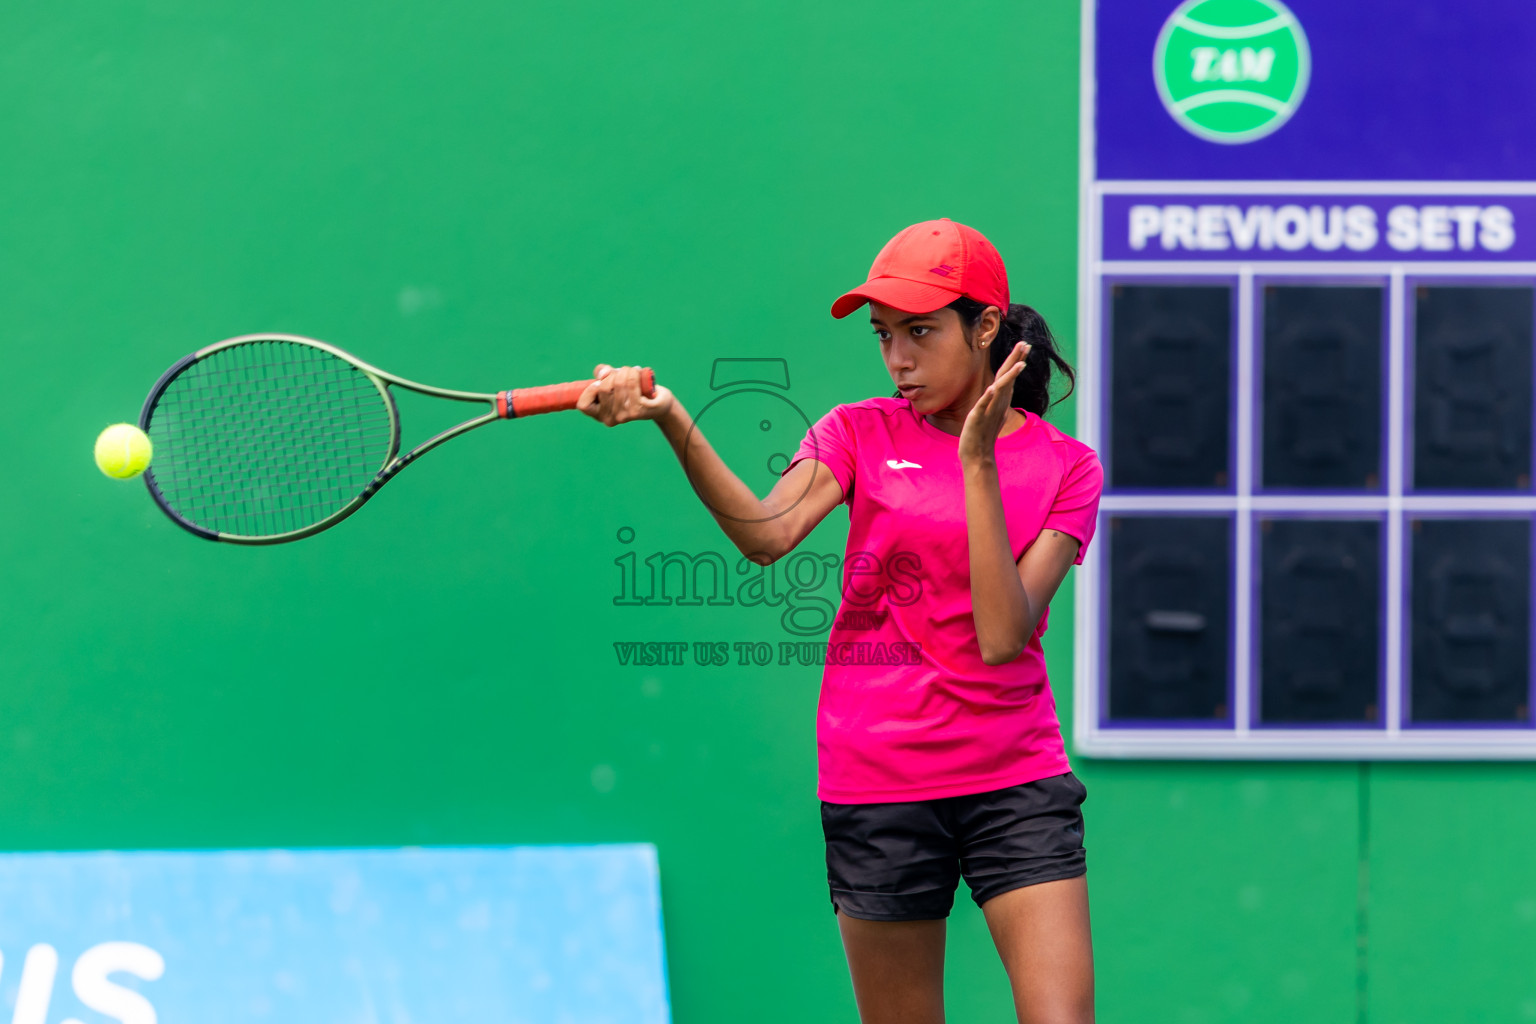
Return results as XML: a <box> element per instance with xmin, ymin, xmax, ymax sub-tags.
<box><xmin>578</xmin><ymin>218</ymin><xmax>1103</xmax><ymax>1024</ymax></box>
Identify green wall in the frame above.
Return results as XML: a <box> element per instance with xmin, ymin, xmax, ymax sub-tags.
<box><xmin>4</xmin><ymin>1</ymin><xmax>1534</xmax><ymax>1021</ymax></box>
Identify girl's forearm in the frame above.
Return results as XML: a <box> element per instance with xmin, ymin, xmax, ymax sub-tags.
<box><xmin>964</xmin><ymin>457</ymin><xmax>1038</xmax><ymax>663</ymax></box>
<box><xmin>654</xmin><ymin>399</ymin><xmax>784</xmax><ymax>564</ymax></box>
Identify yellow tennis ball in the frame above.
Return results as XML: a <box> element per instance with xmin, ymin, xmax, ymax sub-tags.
<box><xmin>94</xmin><ymin>423</ymin><xmax>153</xmax><ymax>479</ymax></box>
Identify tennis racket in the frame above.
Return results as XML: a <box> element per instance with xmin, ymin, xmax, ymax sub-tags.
<box><xmin>138</xmin><ymin>333</ymin><xmax>655</xmax><ymax>544</ymax></box>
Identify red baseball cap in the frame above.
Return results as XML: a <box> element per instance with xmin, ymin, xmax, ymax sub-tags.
<box><xmin>830</xmin><ymin>218</ymin><xmax>1010</xmax><ymax>319</ymax></box>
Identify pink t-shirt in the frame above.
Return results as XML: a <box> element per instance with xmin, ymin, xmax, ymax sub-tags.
<box><xmin>784</xmin><ymin>397</ymin><xmax>1104</xmax><ymax>804</ymax></box>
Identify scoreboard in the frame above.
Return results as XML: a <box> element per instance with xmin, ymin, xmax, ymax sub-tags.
<box><xmin>1074</xmin><ymin>0</ymin><xmax>1536</xmax><ymax>758</ymax></box>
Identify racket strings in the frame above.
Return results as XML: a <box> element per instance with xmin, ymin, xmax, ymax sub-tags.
<box><xmin>146</xmin><ymin>341</ymin><xmax>396</xmax><ymax>537</ymax></box>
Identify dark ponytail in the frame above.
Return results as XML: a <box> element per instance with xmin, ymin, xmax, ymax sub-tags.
<box><xmin>889</xmin><ymin>297</ymin><xmax>1075</xmax><ymax>416</ymax></box>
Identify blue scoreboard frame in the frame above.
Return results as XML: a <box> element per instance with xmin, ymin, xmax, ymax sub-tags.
<box><xmin>1074</xmin><ymin>0</ymin><xmax>1536</xmax><ymax>758</ymax></box>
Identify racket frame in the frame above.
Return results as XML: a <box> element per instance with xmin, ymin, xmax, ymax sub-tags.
<box><xmin>140</xmin><ymin>333</ymin><xmax>503</xmax><ymax>545</ymax></box>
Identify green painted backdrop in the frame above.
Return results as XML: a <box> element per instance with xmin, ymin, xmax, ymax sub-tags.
<box><xmin>3</xmin><ymin>1</ymin><xmax>1534</xmax><ymax>1021</ymax></box>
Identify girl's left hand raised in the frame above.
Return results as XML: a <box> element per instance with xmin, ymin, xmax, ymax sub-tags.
<box><xmin>959</xmin><ymin>342</ymin><xmax>1030</xmax><ymax>465</ymax></box>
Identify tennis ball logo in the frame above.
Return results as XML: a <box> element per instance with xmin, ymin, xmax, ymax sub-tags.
<box><xmin>1153</xmin><ymin>0</ymin><xmax>1310</xmax><ymax>144</ymax></box>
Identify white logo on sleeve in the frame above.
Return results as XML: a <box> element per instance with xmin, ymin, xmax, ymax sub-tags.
<box><xmin>886</xmin><ymin>459</ymin><xmax>923</xmax><ymax>469</ymax></box>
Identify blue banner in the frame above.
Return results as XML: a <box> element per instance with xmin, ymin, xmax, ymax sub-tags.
<box><xmin>1095</xmin><ymin>0</ymin><xmax>1536</xmax><ymax>181</ymax></box>
<box><xmin>0</xmin><ymin>844</ymin><xmax>669</xmax><ymax>1024</ymax></box>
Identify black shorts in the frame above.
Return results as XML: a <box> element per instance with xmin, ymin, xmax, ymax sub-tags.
<box><xmin>821</xmin><ymin>772</ymin><xmax>1088</xmax><ymax>921</ymax></box>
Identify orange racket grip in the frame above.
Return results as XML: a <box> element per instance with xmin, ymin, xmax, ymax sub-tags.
<box><xmin>496</xmin><ymin>368</ymin><xmax>656</xmax><ymax>419</ymax></box>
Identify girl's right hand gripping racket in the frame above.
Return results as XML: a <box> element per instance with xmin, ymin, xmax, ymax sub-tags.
<box><xmin>139</xmin><ymin>333</ymin><xmax>655</xmax><ymax>544</ymax></box>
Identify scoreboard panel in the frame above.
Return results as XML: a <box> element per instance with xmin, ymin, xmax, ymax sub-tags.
<box><xmin>1074</xmin><ymin>0</ymin><xmax>1536</xmax><ymax>758</ymax></box>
